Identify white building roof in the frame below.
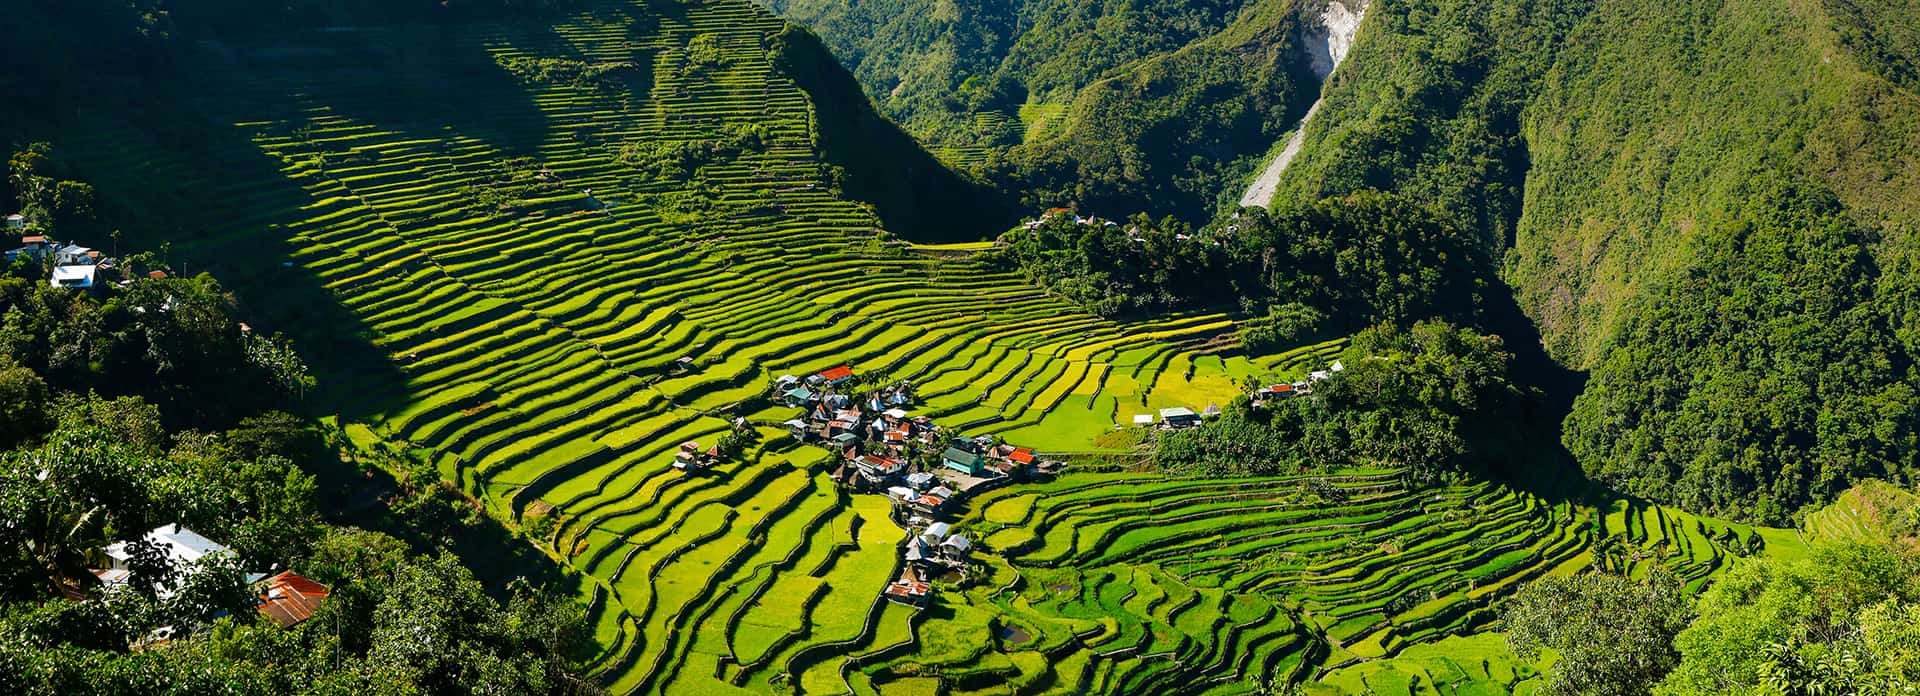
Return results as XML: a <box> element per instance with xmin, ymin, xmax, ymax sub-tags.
<box><xmin>941</xmin><ymin>535</ymin><xmax>972</xmax><ymax>552</ymax></box>
<box><xmin>883</xmin><ymin>408</ymin><xmax>908</xmax><ymax>419</ymax></box>
<box><xmin>50</xmin><ymin>265</ymin><xmax>97</xmax><ymax>288</ymax></box>
<box><xmin>104</xmin><ymin>524</ymin><xmax>230</xmax><ymax>567</ymax></box>
<box><xmin>922</xmin><ymin>522</ymin><xmax>953</xmax><ymax>540</ymax></box>
<box><xmin>101</xmin><ymin>524</ymin><xmax>261</xmax><ymax>598</ymax></box>
<box><xmin>1159</xmin><ymin>407</ymin><xmax>1196</xmax><ymax>418</ymax></box>
<box><xmin>1131</xmin><ymin>414</ymin><xmax>1154</xmax><ymax>425</ymax></box>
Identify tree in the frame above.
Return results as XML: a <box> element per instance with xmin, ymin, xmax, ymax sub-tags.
<box><xmin>0</xmin><ymin>362</ymin><xmax>51</xmax><ymax>449</ymax></box>
<box><xmin>1659</xmin><ymin>542</ymin><xmax>1920</xmax><ymax>695</ymax></box>
<box><xmin>1156</xmin><ymin>321</ymin><xmax>1521</xmax><ymax>481</ymax></box>
<box><xmin>1503</xmin><ymin>568</ymin><xmax>1693</xmax><ymax>696</ymax></box>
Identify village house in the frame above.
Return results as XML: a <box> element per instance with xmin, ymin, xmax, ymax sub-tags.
<box><xmin>1257</xmin><ymin>383</ymin><xmax>1298</xmax><ymax>400</ymax></box>
<box><xmin>939</xmin><ymin>534</ymin><xmax>972</xmax><ymax>562</ymax></box>
<box><xmin>854</xmin><ymin>454</ymin><xmax>907</xmax><ymax>485</ymax></box>
<box><xmin>782</xmin><ymin>386</ymin><xmax>817</xmax><ymax>407</ymax></box>
<box><xmin>908</xmin><ymin>486</ymin><xmax>951</xmax><ymax>516</ymax></box>
<box><xmin>4</xmin><ymin>213</ymin><xmax>25</xmax><ymax>231</ymax></box>
<box><xmin>883</xmin><ymin>577</ymin><xmax>931</xmax><ymax>605</ymax></box>
<box><xmin>95</xmin><ymin>524</ymin><xmax>267</xmax><ymax>599</ymax></box>
<box><xmin>673</xmin><ymin>440</ymin><xmax>718</xmax><ymax>472</ymax></box>
<box><xmin>829</xmin><ymin>431</ymin><xmax>862</xmax><ymax>451</ymax></box>
<box><xmin>49</xmin><ymin>264</ymin><xmax>97</xmax><ymax>289</ymax></box>
<box><xmin>1159</xmin><ymin>406</ymin><xmax>1201</xmax><ymax>429</ymax></box>
<box><xmin>941</xmin><ymin>447</ymin><xmax>986</xmax><ymax>476</ymax></box>
<box><xmin>255</xmin><ymin>571</ymin><xmax>331</xmax><ymax>628</ymax></box>
<box><xmin>5</xmin><ymin>234</ymin><xmax>51</xmax><ymax>263</ymax></box>
<box><xmin>53</xmin><ymin>243</ymin><xmax>96</xmax><ymax>266</ymax></box>
<box><xmin>809</xmin><ymin>365</ymin><xmax>855</xmax><ymax>388</ymax></box>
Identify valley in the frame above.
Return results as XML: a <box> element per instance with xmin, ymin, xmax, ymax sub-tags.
<box><xmin>2</xmin><ymin>0</ymin><xmax>1915</xmax><ymax>694</ymax></box>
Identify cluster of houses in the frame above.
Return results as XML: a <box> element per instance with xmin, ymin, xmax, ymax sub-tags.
<box><xmin>1018</xmin><ymin>208</ymin><xmax>1230</xmax><ymax>245</ymax></box>
<box><xmin>1019</xmin><ymin>207</ymin><xmax>1117</xmax><ymax>232</ymax></box>
<box><xmin>885</xmin><ymin>521</ymin><xmax>973</xmax><ymax>605</ymax></box>
<box><xmin>779</xmin><ymin>367</ymin><xmax>936</xmax><ymax>457</ymax></box>
<box><xmin>3</xmin><ymin>222</ymin><xmax>139</xmax><ymax>290</ymax></box>
<box><xmin>771</xmin><ymin>365</ymin><xmax>1058</xmax><ymax>607</ymax></box>
<box><xmin>1252</xmin><ymin>360</ymin><xmax>1345</xmax><ymax>406</ymax></box>
<box><xmin>92</xmin><ymin>524</ymin><xmax>331</xmax><ymax>641</ymax></box>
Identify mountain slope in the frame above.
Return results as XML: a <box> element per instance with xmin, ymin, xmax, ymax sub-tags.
<box><xmin>767</xmin><ymin>0</ymin><xmax>1316</xmax><ymax>219</ymax></box>
<box><xmin>1269</xmin><ymin>0</ymin><xmax>1920</xmax><ymax>523</ymax></box>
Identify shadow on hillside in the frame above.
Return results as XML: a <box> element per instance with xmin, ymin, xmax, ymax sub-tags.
<box><xmin>216</xmin><ymin>20</ymin><xmax>561</xmax><ymax>157</ymax></box>
<box><xmin>770</xmin><ymin>24</ymin><xmax>1023</xmax><ymax>242</ymax></box>
<box><xmin>1472</xmin><ymin>261</ymin><xmax>1600</xmax><ymax>508</ymax></box>
<box><xmin>28</xmin><ymin>86</ymin><xmax>410</xmax><ymax>424</ymax></box>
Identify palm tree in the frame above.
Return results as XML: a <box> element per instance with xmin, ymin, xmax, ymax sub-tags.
<box><xmin>22</xmin><ymin>499</ymin><xmax>107</xmax><ymax>598</ymax></box>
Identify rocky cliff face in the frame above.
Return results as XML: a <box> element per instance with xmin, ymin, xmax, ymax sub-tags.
<box><xmin>1304</xmin><ymin>0</ymin><xmax>1368</xmax><ymax>79</ymax></box>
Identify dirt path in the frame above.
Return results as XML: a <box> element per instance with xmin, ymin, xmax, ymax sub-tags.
<box><xmin>1239</xmin><ymin>100</ymin><xmax>1324</xmax><ymax>208</ymax></box>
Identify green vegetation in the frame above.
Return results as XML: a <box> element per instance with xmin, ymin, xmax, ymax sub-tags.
<box><xmin>859</xmin><ymin>469</ymin><xmax>1789</xmax><ymax>694</ymax></box>
<box><xmin>1157</xmin><ymin>321</ymin><xmax>1522</xmax><ymax>482</ymax></box>
<box><xmin>1661</xmin><ymin>541</ymin><xmax>1920</xmax><ymax>694</ymax></box>
<box><xmin>0</xmin><ymin>152</ymin><xmax>597</xmax><ymax>694</ymax></box>
<box><xmin>3</xmin><ymin>0</ymin><xmax>1917</xmax><ymax>693</ymax></box>
<box><xmin>991</xmin><ymin>192</ymin><xmax>1493</xmax><ymax>339</ymax></box>
<box><xmin>1502</xmin><ymin>569</ymin><xmax>1691</xmax><ymax>696</ymax></box>
<box><xmin>1</xmin><ymin>1</ymin><xmax>1311</xmax><ymax>691</ymax></box>
<box><xmin>1564</xmin><ymin>179</ymin><xmax>1920</xmax><ymax>525</ymax></box>
<box><xmin>770</xmin><ymin>0</ymin><xmax>1312</xmax><ymax>218</ymax></box>
<box><xmin>1491</xmin><ymin>484</ymin><xmax>1920</xmax><ymax>695</ymax></box>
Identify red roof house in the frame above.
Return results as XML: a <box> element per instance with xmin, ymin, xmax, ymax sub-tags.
<box><xmin>256</xmin><ymin>571</ymin><xmax>330</xmax><ymax>628</ymax></box>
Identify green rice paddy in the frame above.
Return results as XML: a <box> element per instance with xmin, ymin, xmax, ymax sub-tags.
<box><xmin>29</xmin><ymin>0</ymin><xmax>1810</xmax><ymax>692</ymax></box>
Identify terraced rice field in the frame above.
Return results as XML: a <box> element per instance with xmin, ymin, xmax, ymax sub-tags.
<box><xmin>30</xmin><ymin>0</ymin><xmax>1327</xmax><ymax>691</ymax></box>
<box><xmin>33</xmin><ymin>0</ymin><xmax>1810</xmax><ymax>693</ymax></box>
<box><xmin>847</xmin><ymin>472</ymin><xmax>1793</xmax><ymax>695</ymax></box>
<box><xmin>1804</xmin><ymin>479</ymin><xmax>1918</xmax><ymax>546</ymax></box>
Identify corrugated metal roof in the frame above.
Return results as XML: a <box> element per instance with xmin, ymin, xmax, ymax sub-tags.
<box><xmin>256</xmin><ymin>571</ymin><xmax>330</xmax><ymax>628</ymax></box>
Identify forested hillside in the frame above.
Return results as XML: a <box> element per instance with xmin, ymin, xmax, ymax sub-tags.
<box><xmin>766</xmin><ymin>0</ymin><xmax>1318</xmax><ymax>219</ymax></box>
<box><xmin>1270</xmin><ymin>0</ymin><xmax>1920</xmax><ymax>523</ymax></box>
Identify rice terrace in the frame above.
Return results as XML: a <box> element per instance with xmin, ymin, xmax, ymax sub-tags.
<box><xmin>20</xmin><ymin>0</ymin><xmax>1920</xmax><ymax>693</ymax></box>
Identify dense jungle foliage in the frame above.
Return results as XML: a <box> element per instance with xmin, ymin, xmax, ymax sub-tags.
<box><xmin>989</xmin><ymin>191</ymin><xmax>1491</xmax><ymax>342</ymax></box>
<box><xmin>1564</xmin><ymin>179</ymin><xmax>1920</xmax><ymax>525</ymax></box>
<box><xmin>937</xmin><ymin>0</ymin><xmax>1920</xmax><ymax>524</ymax></box>
<box><xmin>1503</xmin><ymin>540</ymin><xmax>1920</xmax><ymax>694</ymax></box>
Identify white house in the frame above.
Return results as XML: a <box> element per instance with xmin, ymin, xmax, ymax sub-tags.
<box><xmin>4</xmin><ymin>214</ymin><xmax>25</xmax><ymax>231</ymax></box>
<box><xmin>1159</xmin><ymin>406</ymin><xmax>1200</xmax><ymax>428</ymax></box>
<box><xmin>53</xmin><ymin>244</ymin><xmax>96</xmax><ymax>266</ymax></box>
<box><xmin>97</xmin><ymin>524</ymin><xmax>266</xmax><ymax>599</ymax></box>
<box><xmin>49</xmin><ymin>265</ymin><xmax>97</xmax><ymax>289</ymax></box>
